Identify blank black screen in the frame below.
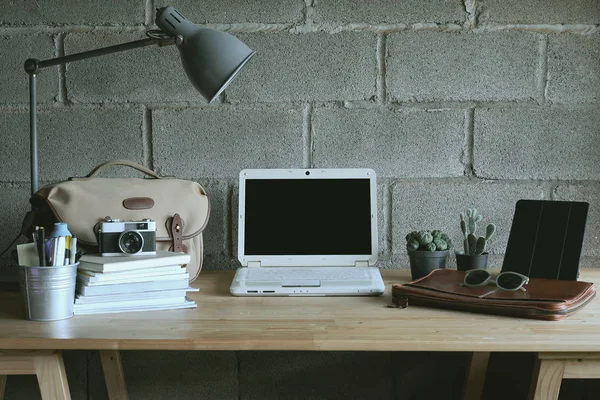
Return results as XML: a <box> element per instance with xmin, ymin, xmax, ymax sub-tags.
<box><xmin>501</xmin><ymin>200</ymin><xmax>589</xmax><ymax>280</ymax></box>
<box><xmin>244</xmin><ymin>179</ymin><xmax>372</xmax><ymax>255</ymax></box>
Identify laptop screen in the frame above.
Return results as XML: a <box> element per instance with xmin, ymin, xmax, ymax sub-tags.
<box><xmin>244</xmin><ymin>179</ymin><xmax>372</xmax><ymax>255</ymax></box>
<box><xmin>238</xmin><ymin>169</ymin><xmax>378</xmax><ymax>267</ymax></box>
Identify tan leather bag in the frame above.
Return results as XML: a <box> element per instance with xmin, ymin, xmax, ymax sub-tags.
<box><xmin>29</xmin><ymin>160</ymin><xmax>210</xmax><ymax>282</ymax></box>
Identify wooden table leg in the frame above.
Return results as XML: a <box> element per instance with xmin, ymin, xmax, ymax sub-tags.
<box><xmin>529</xmin><ymin>358</ymin><xmax>564</xmax><ymax>400</ymax></box>
<box><xmin>529</xmin><ymin>353</ymin><xmax>600</xmax><ymax>400</ymax></box>
<box><xmin>462</xmin><ymin>351</ymin><xmax>490</xmax><ymax>400</ymax></box>
<box><xmin>34</xmin><ymin>351</ymin><xmax>72</xmax><ymax>400</ymax></box>
<box><xmin>0</xmin><ymin>350</ymin><xmax>71</xmax><ymax>400</ymax></box>
<box><xmin>0</xmin><ymin>375</ymin><xmax>6</xmax><ymax>400</ymax></box>
<box><xmin>100</xmin><ymin>350</ymin><xmax>128</xmax><ymax>400</ymax></box>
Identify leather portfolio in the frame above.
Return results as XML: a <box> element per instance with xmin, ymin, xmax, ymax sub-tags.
<box><xmin>392</xmin><ymin>269</ymin><xmax>596</xmax><ymax>320</ymax></box>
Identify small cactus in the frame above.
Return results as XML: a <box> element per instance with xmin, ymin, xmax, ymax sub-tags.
<box><xmin>406</xmin><ymin>229</ymin><xmax>452</xmax><ymax>252</ymax></box>
<box><xmin>459</xmin><ymin>208</ymin><xmax>496</xmax><ymax>255</ymax></box>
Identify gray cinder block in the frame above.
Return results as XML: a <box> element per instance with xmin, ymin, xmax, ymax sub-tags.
<box><xmin>152</xmin><ymin>107</ymin><xmax>304</xmax><ymax>179</ymax></box>
<box><xmin>154</xmin><ymin>0</ymin><xmax>304</xmax><ymax>24</ymax></box>
<box><xmin>226</xmin><ymin>32</ymin><xmax>376</xmax><ymax>102</ymax></box>
<box><xmin>87</xmin><ymin>351</ymin><xmax>238</xmax><ymax>400</ymax></box>
<box><xmin>313</xmin><ymin>107</ymin><xmax>465</xmax><ymax>178</ymax></box>
<box><xmin>547</xmin><ymin>35</ymin><xmax>600</xmax><ymax>104</ymax></box>
<box><xmin>0</xmin><ymin>1</ymin><xmax>144</xmax><ymax>25</ymax></box>
<box><xmin>474</xmin><ymin>108</ymin><xmax>600</xmax><ymax>180</ymax></box>
<box><xmin>0</xmin><ymin>34</ymin><xmax>57</xmax><ymax>104</ymax></box>
<box><xmin>64</xmin><ymin>32</ymin><xmax>206</xmax><ymax>104</ymax></box>
<box><xmin>0</xmin><ymin>108</ymin><xmax>144</xmax><ymax>182</ymax></box>
<box><xmin>479</xmin><ymin>0</ymin><xmax>600</xmax><ymax>25</ymax></box>
<box><xmin>239</xmin><ymin>351</ymin><xmax>393</xmax><ymax>400</ymax></box>
<box><xmin>313</xmin><ymin>0</ymin><xmax>466</xmax><ymax>25</ymax></box>
<box><xmin>387</xmin><ymin>31</ymin><xmax>540</xmax><ymax>102</ymax></box>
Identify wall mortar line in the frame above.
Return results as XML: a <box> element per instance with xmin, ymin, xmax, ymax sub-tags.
<box><xmin>56</xmin><ymin>32</ymin><xmax>68</xmax><ymax>104</ymax></box>
<box><xmin>142</xmin><ymin>106</ymin><xmax>153</xmax><ymax>170</ymax></box>
<box><xmin>144</xmin><ymin>0</ymin><xmax>154</xmax><ymax>27</ymax></box>
<box><xmin>537</xmin><ymin>35</ymin><xmax>549</xmax><ymax>105</ymax></box>
<box><xmin>463</xmin><ymin>108</ymin><xmax>475</xmax><ymax>177</ymax></box>
<box><xmin>303</xmin><ymin>103</ymin><xmax>314</xmax><ymax>168</ymax></box>
<box><xmin>385</xmin><ymin>180</ymin><xmax>393</xmax><ymax>258</ymax></box>
<box><xmin>376</xmin><ymin>34</ymin><xmax>387</xmax><ymax>104</ymax></box>
<box><xmin>226</xmin><ymin>183</ymin><xmax>234</xmax><ymax>258</ymax></box>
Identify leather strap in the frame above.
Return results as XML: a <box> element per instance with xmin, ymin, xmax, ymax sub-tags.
<box><xmin>85</xmin><ymin>160</ymin><xmax>162</xmax><ymax>179</ymax></box>
<box><xmin>167</xmin><ymin>214</ymin><xmax>187</xmax><ymax>254</ymax></box>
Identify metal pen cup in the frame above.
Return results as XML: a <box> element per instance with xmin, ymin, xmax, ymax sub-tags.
<box><xmin>18</xmin><ymin>262</ymin><xmax>78</xmax><ymax>321</ymax></box>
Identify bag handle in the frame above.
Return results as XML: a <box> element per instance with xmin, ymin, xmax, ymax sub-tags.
<box><xmin>85</xmin><ymin>160</ymin><xmax>163</xmax><ymax>179</ymax></box>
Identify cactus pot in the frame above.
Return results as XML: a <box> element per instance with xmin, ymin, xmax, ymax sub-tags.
<box><xmin>407</xmin><ymin>248</ymin><xmax>449</xmax><ymax>280</ymax></box>
<box><xmin>456</xmin><ymin>251</ymin><xmax>489</xmax><ymax>271</ymax></box>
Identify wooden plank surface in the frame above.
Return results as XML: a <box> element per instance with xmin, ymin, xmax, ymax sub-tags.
<box><xmin>0</xmin><ymin>269</ymin><xmax>599</xmax><ymax>352</ymax></box>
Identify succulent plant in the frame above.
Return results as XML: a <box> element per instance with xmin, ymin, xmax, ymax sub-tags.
<box><xmin>406</xmin><ymin>229</ymin><xmax>452</xmax><ymax>252</ymax></box>
<box><xmin>459</xmin><ymin>208</ymin><xmax>496</xmax><ymax>255</ymax></box>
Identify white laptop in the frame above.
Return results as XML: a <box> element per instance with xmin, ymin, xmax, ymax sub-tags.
<box><xmin>230</xmin><ymin>168</ymin><xmax>385</xmax><ymax>296</ymax></box>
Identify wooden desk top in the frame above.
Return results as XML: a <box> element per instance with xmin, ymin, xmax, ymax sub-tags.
<box><xmin>0</xmin><ymin>269</ymin><xmax>599</xmax><ymax>352</ymax></box>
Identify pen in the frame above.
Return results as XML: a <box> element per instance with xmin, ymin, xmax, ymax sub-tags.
<box><xmin>45</xmin><ymin>239</ymin><xmax>52</xmax><ymax>266</ymax></box>
<box><xmin>33</xmin><ymin>226</ymin><xmax>46</xmax><ymax>266</ymax></box>
<box><xmin>64</xmin><ymin>236</ymin><xmax>71</xmax><ymax>265</ymax></box>
<box><xmin>70</xmin><ymin>236</ymin><xmax>77</xmax><ymax>264</ymax></box>
<box><xmin>32</xmin><ymin>228</ymin><xmax>38</xmax><ymax>260</ymax></box>
<box><xmin>38</xmin><ymin>227</ymin><xmax>46</xmax><ymax>266</ymax></box>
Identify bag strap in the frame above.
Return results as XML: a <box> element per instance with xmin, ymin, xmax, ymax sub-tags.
<box><xmin>85</xmin><ymin>160</ymin><xmax>163</xmax><ymax>179</ymax></box>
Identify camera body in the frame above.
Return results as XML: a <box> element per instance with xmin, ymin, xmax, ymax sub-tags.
<box><xmin>98</xmin><ymin>218</ymin><xmax>157</xmax><ymax>256</ymax></box>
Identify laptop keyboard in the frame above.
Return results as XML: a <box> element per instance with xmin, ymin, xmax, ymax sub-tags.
<box><xmin>246</xmin><ymin>267</ymin><xmax>373</xmax><ymax>281</ymax></box>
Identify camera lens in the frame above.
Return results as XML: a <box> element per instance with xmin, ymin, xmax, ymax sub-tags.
<box><xmin>305</xmin><ymin>171</ymin><xmax>310</xmax><ymax>175</ymax></box>
<box><xmin>118</xmin><ymin>230</ymin><xmax>144</xmax><ymax>254</ymax></box>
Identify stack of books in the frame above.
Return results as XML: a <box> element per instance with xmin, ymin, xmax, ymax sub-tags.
<box><xmin>74</xmin><ymin>250</ymin><xmax>197</xmax><ymax>315</ymax></box>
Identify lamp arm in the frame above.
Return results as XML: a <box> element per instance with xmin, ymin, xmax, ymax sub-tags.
<box><xmin>25</xmin><ymin>36</ymin><xmax>178</xmax><ymax>74</ymax></box>
<box><xmin>25</xmin><ymin>35</ymin><xmax>179</xmax><ymax>197</ymax></box>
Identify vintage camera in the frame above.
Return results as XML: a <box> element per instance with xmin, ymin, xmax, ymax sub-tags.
<box><xmin>98</xmin><ymin>218</ymin><xmax>157</xmax><ymax>256</ymax></box>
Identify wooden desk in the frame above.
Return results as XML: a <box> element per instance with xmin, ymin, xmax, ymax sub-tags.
<box><xmin>0</xmin><ymin>269</ymin><xmax>599</xmax><ymax>400</ymax></box>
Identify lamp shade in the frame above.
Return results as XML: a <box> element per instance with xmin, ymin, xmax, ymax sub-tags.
<box><xmin>156</xmin><ymin>6</ymin><xmax>255</xmax><ymax>103</ymax></box>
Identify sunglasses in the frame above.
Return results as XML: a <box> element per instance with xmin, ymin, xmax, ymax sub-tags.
<box><xmin>463</xmin><ymin>269</ymin><xmax>530</xmax><ymax>292</ymax></box>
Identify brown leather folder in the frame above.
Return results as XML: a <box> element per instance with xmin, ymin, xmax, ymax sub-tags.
<box><xmin>392</xmin><ymin>269</ymin><xmax>596</xmax><ymax>320</ymax></box>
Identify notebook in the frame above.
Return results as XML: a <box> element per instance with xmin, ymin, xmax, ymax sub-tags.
<box><xmin>230</xmin><ymin>168</ymin><xmax>385</xmax><ymax>296</ymax></box>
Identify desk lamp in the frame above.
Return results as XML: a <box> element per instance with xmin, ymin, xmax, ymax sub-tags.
<box><xmin>24</xmin><ymin>5</ymin><xmax>255</xmax><ymax>195</ymax></box>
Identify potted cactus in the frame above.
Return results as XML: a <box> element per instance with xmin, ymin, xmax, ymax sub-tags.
<box><xmin>406</xmin><ymin>230</ymin><xmax>452</xmax><ymax>280</ymax></box>
<box><xmin>457</xmin><ymin>208</ymin><xmax>496</xmax><ymax>271</ymax></box>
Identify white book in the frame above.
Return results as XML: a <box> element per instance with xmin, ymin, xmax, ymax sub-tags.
<box><xmin>75</xmin><ymin>288</ymin><xmax>199</xmax><ymax>304</ymax></box>
<box><xmin>75</xmin><ymin>295</ymin><xmax>185</xmax><ymax>311</ymax></box>
<box><xmin>77</xmin><ymin>270</ymin><xmax>188</xmax><ymax>286</ymax></box>
<box><xmin>78</xmin><ymin>250</ymin><xmax>191</xmax><ymax>273</ymax></box>
<box><xmin>80</xmin><ymin>265</ymin><xmax>184</xmax><ymax>278</ymax></box>
<box><xmin>76</xmin><ymin>277</ymin><xmax>190</xmax><ymax>296</ymax></box>
<box><xmin>74</xmin><ymin>298</ymin><xmax>197</xmax><ymax>315</ymax></box>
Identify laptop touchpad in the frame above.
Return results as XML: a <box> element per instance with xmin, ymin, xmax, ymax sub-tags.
<box><xmin>282</xmin><ymin>280</ymin><xmax>321</xmax><ymax>287</ymax></box>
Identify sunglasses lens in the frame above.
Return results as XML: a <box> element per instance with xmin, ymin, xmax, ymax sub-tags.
<box><xmin>464</xmin><ymin>270</ymin><xmax>490</xmax><ymax>286</ymax></box>
<box><xmin>497</xmin><ymin>273</ymin><xmax>525</xmax><ymax>290</ymax></box>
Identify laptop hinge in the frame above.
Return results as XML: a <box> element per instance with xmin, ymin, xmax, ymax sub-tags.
<box><xmin>355</xmin><ymin>261</ymin><xmax>369</xmax><ymax>268</ymax></box>
<box><xmin>248</xmin><ymin>261</ymin><xmax>261</xmax><ymax>268</ymax></box>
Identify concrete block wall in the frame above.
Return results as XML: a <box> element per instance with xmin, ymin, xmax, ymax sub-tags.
<box><xmin>1</xmin><ymin>1</ymin><xmax>599</xmax><ymax>399</ymax></box>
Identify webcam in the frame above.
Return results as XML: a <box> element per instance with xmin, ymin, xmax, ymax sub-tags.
<box><xmin>305</xmin><ymin>171</ymin><xmax>310</xmax><ymax>176</ymax></box>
